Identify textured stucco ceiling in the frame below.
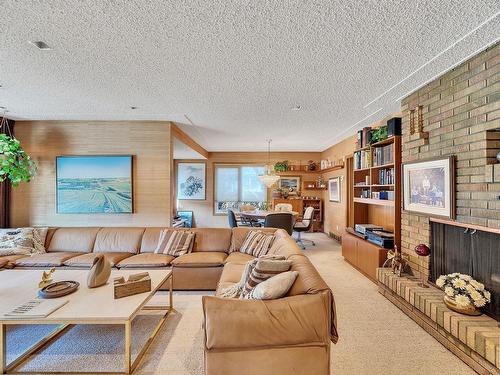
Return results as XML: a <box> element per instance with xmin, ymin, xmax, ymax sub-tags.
<box><xmin>0</xmin><ymin>1</ymin><xmax>499</xmax><ymax>151</ymax></box>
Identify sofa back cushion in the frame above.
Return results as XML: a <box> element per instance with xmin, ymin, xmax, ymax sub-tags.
<box><xmin>286</xmin><ymin>255</ymin><xmax>330</xmax><ymax>296</ymax></box>
<box><xmin>230</xmin><ymin>227</ymin><xmax>277</xmax><ymax>252</ymax></box>
<box><xmin>93</xmin><ymin>227</ymin><xmax>145</xmax><ymax>254</ymax></box>
<box><xmin>140</xmin><ymin>227</ymin><xmax>163</xmax><ymax>253</ymax></box>
<box><xmin>267</xmin><ymin>231</ymin><xmax>303</xmax><ymax>258</ymax></box>
<box><xmin>47</xmin><ymin>227</ymin><xmax>100</xmax><ymax>253</ymax></box>
<box><xmin>191</xmin><ymin>228</ymin><xmax>231</xmax><ymax>252</ymax></box>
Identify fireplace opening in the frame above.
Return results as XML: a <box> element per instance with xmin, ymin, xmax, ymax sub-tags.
<box><xmin>430</xmin><ymin>222</ymin><xmax>500</xmax><ymax>321</ymax></box>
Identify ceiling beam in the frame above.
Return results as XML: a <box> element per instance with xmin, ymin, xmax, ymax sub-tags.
<box><xmin>171</xmin><ymin>122</ymin><xmax>209</xmax><ymax>159</ymax></box>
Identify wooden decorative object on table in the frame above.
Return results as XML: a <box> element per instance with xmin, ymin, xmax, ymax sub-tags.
<box><xmin>87</xmin><ymin>254</ymin><xmax>111</xmax><ymax>288</ymax></box>
<box><xmin>38</xmin><ymin>281</ymin><xmax>80</xmax><ymax>299</ymax></box>
<box><xmin>114</xmin><ymin>272</ymin><xmax>151</xmax><ymax>299</ymax></box>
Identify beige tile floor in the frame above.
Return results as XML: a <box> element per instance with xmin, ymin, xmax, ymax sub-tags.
<box><xmin>8</xmin><ymin>233</ymin><xmax>475</xmax><ymax>374</ymax></box>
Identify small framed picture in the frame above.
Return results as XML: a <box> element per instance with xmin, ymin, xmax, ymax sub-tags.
<box><xmin>329</xmin><ymin>177</ymin><xmax>341</xmax><ymax>202</ymax></box>
<box><xmin>278</xmin><ymin>176</ymin><xmax>301</xmax><ymax>191</ymax></box>
<box><xmin>402</xmin><ymin>156</ymin><xmax>455</xmax><ymax>218</ymax></box>
<box><xmin>176</xmin><ymin>211</ymin><xmax>194</xmax><ymax>228</ymax></box>
<box><xmin>177</xmin><ymin>162</ymin><xmax>206</xmax><ymax>200</ymax></box>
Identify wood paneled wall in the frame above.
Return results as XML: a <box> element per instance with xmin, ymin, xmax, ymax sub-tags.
<box><xmin>320</xmin><ymin>135</ymin><xmax>357</xmax><ymax>237</ymax></box>
<box><xmin>10</xmin><ymin>121</ymin><xmax>173</xmax><ymax>227</ymax></box>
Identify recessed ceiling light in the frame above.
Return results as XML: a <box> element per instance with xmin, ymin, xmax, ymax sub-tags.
<box><xmin>291</xmin><ymin>105</ymin><xmax>301</xmax><ymax>111</ymax></box>
<box><xmin>29</xmin><ymin>41</ymin><xmax>52</xmax><ymax>50</ymax></box>
<box><xmin>130</xmin><ymin>106</ymin><xmax>138</xmax><ymax>110</ymax></box>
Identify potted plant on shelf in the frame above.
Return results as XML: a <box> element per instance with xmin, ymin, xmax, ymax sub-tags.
<box><xmin>274</xmin><ymin>160</ymin><xmax>289</xmax><ymax>172</ymax></box>
<box><xmin>436</xmin><ymin>273</ymin><xmax>491</xmax><ymax>316</ymax></box>
<box><xmin>0</xmin><ymin>118</ymin><xmax>37</xmax><ymax>187</ymax></box>
<box><xmin>369</xmin><ymin>125</ymin><xmax>388</xmax><ymax>144</ymax></box>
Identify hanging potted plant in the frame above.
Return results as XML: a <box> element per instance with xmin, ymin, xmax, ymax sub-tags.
<box><xmin>0</xmin><ymin>117</ymin><xmax>37</xmax><ymax>187</ymax></box>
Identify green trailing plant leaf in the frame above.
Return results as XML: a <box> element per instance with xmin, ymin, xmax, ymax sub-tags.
<box><xmin>0</xmin><ymin>134</ymin><xmax>36</xmax><ymax>187</ymax></box>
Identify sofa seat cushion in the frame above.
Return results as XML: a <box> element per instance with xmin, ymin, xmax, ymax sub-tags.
<box><xmin>64</xmin><ymin>252</ymin><xmax>133</xmax><ymax>268</ymax></box>
<box><xmin>171</xmin><ymin>252</ymin><xmax>227</xmax><ymax>268</ymax></box>
<box><xmin>224</xmin><ymin>252</ymin><xmax>255</xmax><ymax>265</ymax></box>
<box><xmin>117</xmin><ymin>253</ymin><xmax>174</xmax><ymax>268</ymax></box>
<box><xmin>0</xmin><ymin>254</ymin><xmax>29</xmax><ymax>268</ymax></box>
<box><xmin>16</xmin><ymin>252</ymin><xmax>83</xmax><ymax>267</ymax></box>
<box><xmin>219</xmin><ymin>262</ymin><xmax>245</xmax><ymax>284</ymax></box>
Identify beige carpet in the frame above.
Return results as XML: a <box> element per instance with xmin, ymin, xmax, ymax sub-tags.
<box><xmin>8</xmin><ymin>233</ymin><xmax>475</xmax><ymax>374</ymax></box>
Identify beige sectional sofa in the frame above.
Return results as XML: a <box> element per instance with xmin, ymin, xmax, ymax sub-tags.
<box><xmin>1</xmin><ymin>226</ymin><xmax>338</xmax><ymax>375</ymax></box>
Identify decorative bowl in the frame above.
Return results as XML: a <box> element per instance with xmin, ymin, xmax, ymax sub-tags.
<box><xmin>443</xmin><ymin>295</ymin><xmax>481</xmax><ymax>316</ymax></box>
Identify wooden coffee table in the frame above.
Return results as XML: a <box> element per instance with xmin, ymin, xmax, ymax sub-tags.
<box><xmin>0</xmin><ymin>269</ymin><xmax>173</xmax><ymax>375</ymax></box>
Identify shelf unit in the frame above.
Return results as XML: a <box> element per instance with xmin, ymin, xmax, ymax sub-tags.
<box><xmin>343</xmin><ymin>129</ymin><xmax>402</xmax><ymax>283</ymax></box>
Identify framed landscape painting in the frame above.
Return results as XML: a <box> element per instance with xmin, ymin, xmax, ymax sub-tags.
<box><xmin>329</xmin><ymin>177</ymin><xmax>341</xmax><ymax>202</ymax></box>
<box><xmin>177</xmin><ymin>162</ymin><xmax>206</xmax><ymax>200</ymax></box>
<box><xmin>56</xmin><ymin>155</ymin><xmax>133</xmax><ymax>214</ymax></box>
<box><xmin>278</xmin><ymin>176</ymin><xmax>300</xmax><ymax>191</ymax></box>
<box><xmin>402</xmin><ymin>156</ymin><xmax>455</xmax><ymax>218</ymax></box>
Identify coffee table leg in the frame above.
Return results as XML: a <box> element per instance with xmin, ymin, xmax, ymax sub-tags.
<box><xmin>124</xmin><ymin>321</ymin><xmax>132</xmax><ymax>375</ymax></box>
<box><xmin>0</xmin><ymin>324</ymin><xmax>5</xmax><ymax>374</ymax></box>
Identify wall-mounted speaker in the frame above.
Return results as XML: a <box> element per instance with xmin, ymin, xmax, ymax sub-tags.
<box><xmin>387</xmin><ymin>117</ymin><xmax>402</xmax><ymax>137</ymax></box>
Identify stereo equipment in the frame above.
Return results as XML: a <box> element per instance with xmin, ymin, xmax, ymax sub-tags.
<box><xmin>387</xmin><ymin>117</ymin><xmax>402</xmax><ymax>137</ymax></box>
<box><xmin>366</xmin><ymin>230</ymin><xmax>395</xmax><ymax>249</ymax></box>
<box><xmin>355</xmin><ymin>224</ymin><xmax>384</xmax><ymax>235</ymax></box>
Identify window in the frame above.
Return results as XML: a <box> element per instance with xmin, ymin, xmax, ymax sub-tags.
<box><xmin>214</xmin><ymin>165</ymin><xmax>266</xmax><ymax>214</ymax></box>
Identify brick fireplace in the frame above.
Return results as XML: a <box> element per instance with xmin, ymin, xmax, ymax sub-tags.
<box><xmin>378</xmin><ymin>43</ymin><xmax>500</xmax><ymax>374</ymax></box>
<box><xmin>400</xmin><ymin>42</ymin><xmax>500</xmax><ymax>279</ymax></box>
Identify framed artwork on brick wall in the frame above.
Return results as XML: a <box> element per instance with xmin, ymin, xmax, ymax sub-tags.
<box><xmin>402</xmin><ymin>156</ymin><xmax>455</xmax><ymax>219</ymax></box>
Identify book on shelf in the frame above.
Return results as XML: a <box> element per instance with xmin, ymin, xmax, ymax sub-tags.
<box><xmin>373</xmin><ymin>143</ymin><xmax>394</xmax><ymax>166</ymax></box>
<box><xmin>377</xmin><ymin>168</ymin><xmax>395</xmax><ymax>185</ymax></box>
<box><xmin>354</xmin><ymin>150</ymin><xmax>371</xmax><ymax>170</ymax></box>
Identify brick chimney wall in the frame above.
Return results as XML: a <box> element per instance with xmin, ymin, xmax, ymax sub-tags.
<box><xmin>400</xmin><ymin>43</ymin><xmax>500</xmax><ymax>277</ymax></box>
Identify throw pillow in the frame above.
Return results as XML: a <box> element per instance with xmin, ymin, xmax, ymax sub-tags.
<box><xmin>239</xmin><ymin>230</ymin><xmax>276</xmax><ymax>257</ymax></box>
<box><xmin>0</xmin><ymin>228</ymin><xmax>40</xmax><ymax>256</ymax></box>
<box><xmin>33</xmin><ymin>227</ymin><xmax>48</xmax><ymax>253</ymax></box>
<box><xmin>249</xmin><ymin>271</ymin><xmax>299</xmax><ymax>300</ymax></box>
<box><xmin>218</xmin><ymin>254</ymin><xmax>285</xmax><ymax>298</ymax></box>
<box><xmin>241</xmin><ymin>257</ymin><xmax>292</xmax><ymax>299</ymax></box>
<box><xmin>154</xmin><ymin>229</ymin><xmax>195</xmax><ymax>257</ymax></box>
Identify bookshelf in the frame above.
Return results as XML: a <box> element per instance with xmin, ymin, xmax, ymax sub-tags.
<box><xmin>343</xmin><ymin>125</ymin><xmax>402</xmax><ymax>282</ymax></box>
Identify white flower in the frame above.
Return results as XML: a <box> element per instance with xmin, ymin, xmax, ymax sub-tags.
<box><xmin>452</xmin><ymin>278</ymin><xmax>466</xmax><ymax>289</ymax></box>
<box><xmin>459</xmin><ymin>274</ymin><xmax>472</xmax><ymax>281</ymax></box>
<box><xmin>469</xmin><ymin>290</ymin><xmax>482</xmax><ymax>301</ymax></box>
<box><xmin>469</xmin><ymin>280</ymin><xmax>484</xmax><ymax>291</ymax></box>
<box><xmin>465</xmin><ymin>284</ymin><xmax>476</xmax><ymax>294</ymax></box>
<box><xmin>450</xmin><ymin>273</ymin><xmax>459</xmax><ymax>277</ymax></box>
<box><xmin>483</xmin><ymin>290</ymin><xmax>491</xmax><ymax>302</ymax></box>
<box><xmin>455</xmin><ymin>294</ymin><xmax>470</xmax><ymax>307</ymax></box>
<box><xmin>473</xmin><ymin>297</ymin><xmax>487</xmax><ymax>308</ymax></box>
<box><xmin>436</xmin><ymin>276</ymin><xmax>446</xmax><ymax>288</ymax></box>
<box><xmin>444</xmin><ymin>287</ymin><xmax>455</xmax><ymax>297</ymax></box>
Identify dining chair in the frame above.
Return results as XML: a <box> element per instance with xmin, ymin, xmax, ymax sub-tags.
<box><xmin>293</xmin><ymin>206</ymin><xmax>315</xmax><ymax>249</ymax></box>
<box><xmin>274</xmin><ymin>203</ymin><xmax>293</xmax><ymax>212</ymax></box>
<box><xmin>264</xmin><ymin>212</ymin><xmax>294</xmax><ymax>235</ymax></box>
<box><xmin>228</xmin><ymin>209</ymin><xmax>239</xmax><ymax>228</ymax></box>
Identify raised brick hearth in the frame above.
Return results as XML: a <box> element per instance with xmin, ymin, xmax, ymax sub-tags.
<box><xmin>377</xmin><ymin>268</ymin><xmax>500</xmax><ymax>374</ymax></box>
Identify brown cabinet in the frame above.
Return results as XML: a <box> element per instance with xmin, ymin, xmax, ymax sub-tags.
<box><xmin>341</xmin><ymin>231</ymin><xmax>388</xmax><ymax>281</ymax></box>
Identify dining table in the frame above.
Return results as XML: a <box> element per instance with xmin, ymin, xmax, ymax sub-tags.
<box><xmin>239</xmin><ymin>210</ymin><xmax>299</xmax><ymax>220</ymax></box>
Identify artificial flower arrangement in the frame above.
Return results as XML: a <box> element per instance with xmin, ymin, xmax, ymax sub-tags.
<box><xmin>436</xmin><ymin>273</ymin><xmax>491</xmax><ymax>311</ymax></box>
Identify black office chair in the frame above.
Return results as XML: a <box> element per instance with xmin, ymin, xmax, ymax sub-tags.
<box><xmin>293</xmin><ymin>206</ymin><xmax>315</xmax><ymax>249</ymax></box>
<box><xmin>227</xmin><ymin>209</ymin><xmax>238</xmax><ymax>228</ymax></box>
<box><xmin>264</xmin><ymin>212</ymin><xmax>294</xmax><ymax>235</ymax></box>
